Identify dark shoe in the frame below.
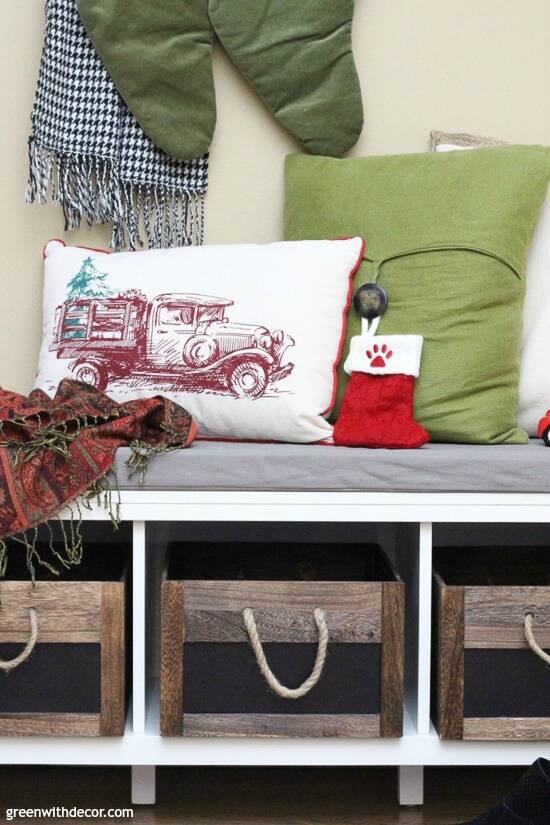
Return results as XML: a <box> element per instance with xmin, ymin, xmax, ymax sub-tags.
<box><xmin>459</xmin><ymin>800</ymin><xmax>531</xmax><ymax>824</ymax></box>
<box><xmin>506</xmin><ymin>759</ymin><xmax>550</xmax><ymax>825</ymax></box>
<box><xmin>459</xmin><ymin>759</ymin><xmax>550</xmax><ymax>825</ymax></box>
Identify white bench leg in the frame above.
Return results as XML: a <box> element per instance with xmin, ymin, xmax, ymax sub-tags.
<box><xmin>132</xmin><ymin>765</ymin><xmax>156</xmax><ymax>805</ymax></box>
<box><xmin>398</xmin><ymin>765</ymin><xmax>424</xmax><ymax>806</ymax></box>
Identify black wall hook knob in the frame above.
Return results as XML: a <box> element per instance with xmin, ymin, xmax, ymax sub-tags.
<box><xmin>353</xmin><ymin>283</ymin><xmax>388</xmax><ymax>320</ymax></box>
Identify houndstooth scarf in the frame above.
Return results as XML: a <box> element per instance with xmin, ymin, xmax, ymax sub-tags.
<box><xmin>26</xmin><ymin>0</ymin><xmax>208</xmax><ymax>251</ymax></box>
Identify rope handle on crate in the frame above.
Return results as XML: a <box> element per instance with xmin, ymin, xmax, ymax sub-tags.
<box><xmin>0</xmin><ymin>608</ymin><xmax>38</xmax><ymax>672</ymax></box>
<box><xmin>524</xmin><ymin>612</ymin><xmax>550</xmax><ymax>666</ymax></box>
<box><xmin>243</xmin><ymin>607</ymin><xmax>328</xmax><ymax>699</ymax></box>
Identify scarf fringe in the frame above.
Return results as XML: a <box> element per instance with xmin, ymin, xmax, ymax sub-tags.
<box><xmin>126</xmin><ymin>439</ymin><xmax>185</xmax><ymax>486</ymax></box>
<box><xmin>0</xmin><ymin>472</ymin><xmax>119</xmax><ymax>590</ymax></box>
<box><xmin>0</xmin><ymin>437</ymin><xmax>183</xmax><ymax>585</ymax></box>
<box><xmin>26</xmin><ymin>140</ymin><xmax>205</xmax><ymax>252</ymax></box>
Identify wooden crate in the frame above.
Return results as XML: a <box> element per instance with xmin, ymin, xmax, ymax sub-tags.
<box><xmin>433</xmin><ymin>546</ymin><xmax>550</xmax><ymax>740</ymax></box>
<box><xmin>161</xmin><ymin>541</ymin><xmax>404</xmax><ymax>738</ymax></box>
<box><xmin>0</xmin><ymin>531</ymin><xmax>129</xmax><ymax>737</ymax></box>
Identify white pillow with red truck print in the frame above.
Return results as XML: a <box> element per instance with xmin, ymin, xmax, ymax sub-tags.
<box><xmin>36</xmin><ymin>238</ymin><xmax>364</xmax><ymax>443</ymax></box>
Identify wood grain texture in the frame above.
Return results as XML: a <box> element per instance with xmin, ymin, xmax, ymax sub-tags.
<box><xmin>167</xmin><ymin>577</ymin><xmax>389</xmax><ymax>738</ymax></box>
<box><xmin>99</xmin><ymin>581</ymin><xmax>125</xmax><ymax>736</ymax></box>
<box><xmin>465</xmin><ymin>626</ymin><xmax>550</xmax><ymax>649</ymax></box>
<box><xmin>438</xmin><ymin>585</ymin><xmax>465</xmax><ymax>740</ymax></box>
<box><xmin>464</xmin><ymin>586</ymin><xmax>550</xmax><ymax>650</ymax></box>
<box><xmin>183</xmin><ymin>581</ymin><xmax>382</xmax><ymax>612</ymax></box>
<box><xmin>161</xmin><ymin>580</ymin><xmax>184</xmax><ymax>737</ymax></box>
<box><xmin>380</xmin><ymin>581</ymin><xmax>404</xmax><ymax>738</ymax></box>
<box><xmin>184</xmin><ymin>609</ymin><xmax>380</xmax><ymax>643</ymax></box>
<box><xmin>0</xmin><ymin>714</ymin><xmax>100</xmax><ymax>736</ymax></box>
<box><xmin>465</xmin><ymin>587</ymin><xmax>550</xmax><ymax>628</ymax></box>
<box><xmin>463</xmin><ymin>717</ymin><xmax>550</xmax><ymax>740</ymax></box>
<box><xmin>0</xmin><ymin>582</ymin><xmax>101</xmax><ymax>642</ymax></box>
<box><xmin>182</xmin><ymin>713</ymin><xmax>381</xmax><ymax>738</ymax></box>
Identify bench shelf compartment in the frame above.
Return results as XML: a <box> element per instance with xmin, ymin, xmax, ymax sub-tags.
<box><xmin>0</xmin><ymin>522</ymin><xmax>131</xmax><ymax>737</ymax></box>
<box><xmin>1</xmin><ymin>498</ymin><xmax>550</xmax><ymax>809</ymax></box>
<box><xmin>433</xmin><ymin>544</ymin><xmax>550</xmax><ymax>741</ymax></box>
<box><xmin>161</xmin><ymin>541</ymin><xmax>404</xmax><ymax>738</ymax></box>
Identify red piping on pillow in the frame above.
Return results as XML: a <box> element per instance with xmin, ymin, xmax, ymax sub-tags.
<box><xmin>321</xmin><ymin>236</ymin><xmax>366</xmax><ymax>418</ymax></box>
<box><xmin>43</xmin><ymin>238</ymin><xmax>112</xmax><ymax>260</ymax></box>
<box><xmin>43</xmin><ymin>239</ymin><xmax>154</xmax><ymax>259</ymax></box>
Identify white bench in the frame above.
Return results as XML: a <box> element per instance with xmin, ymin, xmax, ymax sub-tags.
<box><xmin>3</xmin><ymin>440</ymin><xmax>550</xmax><ymax>806</ymax></box>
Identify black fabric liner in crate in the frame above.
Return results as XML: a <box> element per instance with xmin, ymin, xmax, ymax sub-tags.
<box><xmin>169</xmin><ymin>541</ymin><xmax>394</xmax><ymax>716</ymax></box>
<box><xmin>464</xmin><ymin>650</ymin><xmax>550</xmax><ymax>718</ymax></box>
<box><xmin>433</xmin><ymin>546</ymin><xmax>550</xmax><ymax>588</ymax></box>
<box><xmin>183</xmin><ymin>643</ymin><xmax>380</xmax><ymax>715</ymax></box>
<box><xmin>434</xmin><ymin>545</ymin><xmax>550</xmax><ymax>721</ymax></box>
<box><xmin>0</xmin><ymin>645</ymin><xmax>100</xmax><ymax>713</ymax></box>
<box><xmin>0</xmin><ymin>523</ymin><xmax>131</xmax><ymax>716</ymax></box>
<box><xmin>168</xmin><ymin>540</ymin><xmax>396</xmax><ymax>582</ymax></box>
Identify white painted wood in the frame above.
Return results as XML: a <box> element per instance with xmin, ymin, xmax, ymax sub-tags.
<box><xmin>6</xmin><ymin>497</ymin><xmax>550</xmax><ymax>808</ymax></box>
<box><xmin>131</xmin><ymin>765</ymin><xmax>156</xmax><ymax>805</ymax></box>
<box><xmin>132</xmin><ymin>521</ymin><xmax>147</xmax><ymax>735</ymax></box>
<box><xmin>58</xmin><ymin>490</ymin><xmax>550</xmax><ymax>524</ymax></box>
<box><xmin>1</xmin><ymin>727</ymin><xmax>549</xmax><ymax>766</ymax></box>
<box><xmin>398</xmin><ymin>766</ymin><xmax>424</xmax><ymax>806</ymax></box>
<box><xmin>417</xmin><ymin>523</ymin><xmax>433</xmax><ymax>736</ymax></box>
<box><xmin>388</xmin><ymin>525</ymin><xmax>421</xmax><ymax>731</ymax></box>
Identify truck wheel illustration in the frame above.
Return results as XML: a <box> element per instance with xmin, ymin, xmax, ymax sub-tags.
<box><xmin>72</xmin><ymin>360</ymin><xmax>108</xmax><ymax>392</ymax></box>
<box><xmin>226</xmin><ymin>358</ymin><xmax>268</xmax><ymax>400</ymax></box>
<box><xmin>183</xmin><ymin>335</ymin><xmax>219</xmax><ymax>368</ymax></box>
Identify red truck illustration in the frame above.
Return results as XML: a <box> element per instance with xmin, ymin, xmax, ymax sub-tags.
<box><xmin>50</xmin><ymin>291</ymin><xmax>295</xmax><ymax>399</ymax></box>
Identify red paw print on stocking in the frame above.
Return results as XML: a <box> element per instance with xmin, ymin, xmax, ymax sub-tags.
<box><xmin>366</xmin><ymin>343</ymin><xmax>393</xmax><ymax>368</ymax></box>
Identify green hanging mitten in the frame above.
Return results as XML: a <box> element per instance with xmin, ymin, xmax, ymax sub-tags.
<box><xmin>78</xmin><ymin>0</ymin><xmax>217</xmax><ymax>162</ymax></box>
<box><xmin>78</xmin><ymin>0</ymin><xmax>364</xmax><ymax>160</ymax></box>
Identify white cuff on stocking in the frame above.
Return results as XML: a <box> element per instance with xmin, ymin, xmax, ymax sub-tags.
<box><xmin>344</xmin><ymin>334</ymin><xmax>424</xmax><ymax>377</ymax></box>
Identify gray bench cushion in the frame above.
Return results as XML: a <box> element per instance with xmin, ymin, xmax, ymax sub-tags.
<box><xmin>116</xmin><ymin>439</ymin><xmax>550</xmax><ymax>493</ymax></box>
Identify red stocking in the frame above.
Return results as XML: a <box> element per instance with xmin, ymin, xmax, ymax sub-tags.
<box><xmin>333</xmin><ymin>333</ymin><xmax>429</xmax><ymax>449</ymax></box>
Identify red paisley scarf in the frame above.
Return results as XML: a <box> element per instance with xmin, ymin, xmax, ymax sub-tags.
<box><xmin>0</xmin><ymin>379</ymin><xmax>196</xmax><ymax>577</ymax></box>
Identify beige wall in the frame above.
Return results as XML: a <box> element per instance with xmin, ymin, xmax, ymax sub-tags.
<box><xmin>1</xmin><ymin>0</ymin><xmax>549</xmax><ymax>394</ymax></box>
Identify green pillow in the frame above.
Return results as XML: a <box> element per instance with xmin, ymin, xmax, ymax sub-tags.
<box><xmin>284</xmin><ymin>146</ymin><xmax>550</xmax><ymax>444</ymax></box>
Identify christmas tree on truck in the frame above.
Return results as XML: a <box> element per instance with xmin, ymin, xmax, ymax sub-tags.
<box><xmin>66</xmin><ymin>257</ymin><xmax>113</xmax><ymax>301</ymax></box>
